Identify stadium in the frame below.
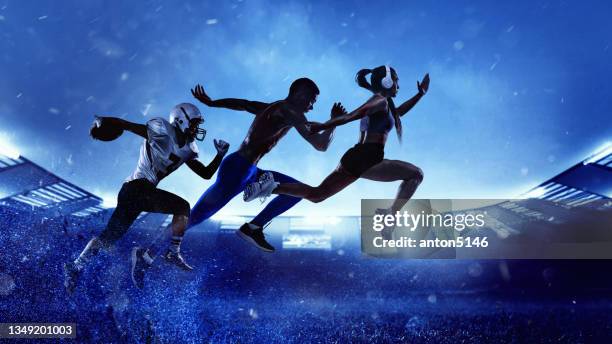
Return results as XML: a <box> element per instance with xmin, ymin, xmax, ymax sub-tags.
<box><xmin>0</xmin><ymin>141</ymin><xmax>611</xmax><ymax>343</ymax></box>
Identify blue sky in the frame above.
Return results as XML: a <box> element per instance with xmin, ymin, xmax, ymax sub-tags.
<box><xmin>0</xmin><ymin>0</ymin><xmax>610</xmax><ymax>215</ymax></box>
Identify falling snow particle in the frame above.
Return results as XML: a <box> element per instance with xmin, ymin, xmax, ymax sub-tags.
<box><xmin>0</xmin><ymin>273</ymin><xmax>16</xmax><ymax>296</ymax></box>
<box><xmin>86</xmin><ymin>96</ymin><xmax>94</xmax><ymax>102</ymax></box>
<box><xmin>499</xmin><ymin>262</ymin><xmax>511</xmax><ymax>281</ymax></box>
<box><xmin>405</xmin><ymin>316</ymin><xmax>425</xmax><ymax>333</ymax></box>
<box><xmin>65</xmin><ymin>125</ymin><xmax>71</xmax><ymax>130</ymax></box>
<box><xmin>38</xmin><ymin>15</ymin><xmax>48</xmax><ymax>20</ymax></box>
<box><xmin>0</xmin><ymin>15</ymin><xmax>5</xmax><ymax>21</ymax></box>
<box><xmin>142</xmin><ymin>103</ymin><xmax>152</xmax><ymax>117</ymax></box>
<box><xmin>248</xmin><ymin>308</ymin><xmax>258</xmax><ymax>319</ymax></box>
<box><xmin>206</xmin><ymin>18</ymin><xmax>218</xmax><ymax>25</ymax></box>
<box><xmin>560</xmin><ymin>97</ymin><xmax>564</xmax><ymax>104</ymax></box>
<box><xmin>48</xmin><ymin>107</ymin><xmax>60</xmax><ymax>114</ymax></box>
<box><xmin>427</xmin><ymin>294</ymin><xmax>437</xmax><ymax>304</ymax></box>
<box><xmin>506</xmin><ymin>25</ymin><xmax>514</xmax><ymax>33</ymax></box>
<box><xmin>453</xmin><ymin>40</ymin><xmax>464</xmax><ymax>51</ymax></box>
<box><xmin>521</xmin><ymin>167</ymin><xmax>529</xmax><ymax>176</ymax></box>
<box><xmin>120</xmin><ymin>72</ymin><xmax>129</xmax><ymax>81</ymax></box>
<box><xmin>468</xmin><ymin>263</ymin><xmax>483</xmax><ymax>277</ymax></box>
<box><xmin>16</xmin><ymin>92</ymin><xmax>22</xmax><ymax>98</ymax></box>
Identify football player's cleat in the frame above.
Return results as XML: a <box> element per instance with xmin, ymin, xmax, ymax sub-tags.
<box><xmin>63</xmin><ymin>261</ymin><xmax>81</xmax><ymax>294</ymax></box>
<box><xmin>163</xmin><ymin>250</ymin><xmax>194</xmax><ymax>271</ymax></box>
<box><xmin>130</xmin><ymin>246</ymin><xmax>150</xmax><ymax>289</ymax></box>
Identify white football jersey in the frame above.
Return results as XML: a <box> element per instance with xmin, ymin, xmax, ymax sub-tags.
<box><xmin>127</xmin><ymin>117</ymin><xmax>199</xmax><ymax>186</ymax></box>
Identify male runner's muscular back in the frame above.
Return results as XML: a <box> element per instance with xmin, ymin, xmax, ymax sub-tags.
<box><xmin>238</xmin><ymin>101</ymin><xmax>299</xmax><ymax>164</ymax></box>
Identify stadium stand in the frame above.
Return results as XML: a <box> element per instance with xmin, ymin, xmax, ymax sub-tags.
<box><xmin>0</xmin><ymin>142</ymin><xmax>611</xmax><ymax>342</ymax></box>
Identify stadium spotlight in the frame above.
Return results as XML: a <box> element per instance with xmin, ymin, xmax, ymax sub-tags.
<box><xmin>100</xmin><ymin>194</ymin><xmax>118</xmax><ymax>208</ymax></box>
<box><xmin>0</xmin><ymin>133</ymin><xmax>21</xmax><ymax>159</ymax></box>
<box><xmin>302</xmin><ymin>216</ymin><xmax>342</xmax><ymax>226</ymax></box>
<box><xmin>523</xmin><ymin>186</ymin><xmax>547</xmax><ymax>199</ymax></box>
<box><xmin>210</xmin><ymin>214</ymin><xmax>246</xmax><ymax>224</ymax></box>
<box><xmin>326</xmin><ymin>216</ymin><xmax>342</xmax><ymax>225</ymax></box>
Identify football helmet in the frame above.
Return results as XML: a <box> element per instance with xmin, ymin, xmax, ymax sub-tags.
<box><xmin>169</xmin><ymin>103</ymin><xmax>206</xmax><ymax>141</ymax></box>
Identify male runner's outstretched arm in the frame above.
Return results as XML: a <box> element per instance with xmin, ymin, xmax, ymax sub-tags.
<box><xmin>309</xmin><ymin>95</ymin><xmax>387</xmax><ymax>132</ymax></box>
<box><xmin>186</xmin><ymin>139</ymin><xmax>229</xmax><ymax>179</ymax></box>
<box><xmin>191</xmin><ymin>84</ymin><xmax>269</xmax><ymax>115</ymax></box>
<box><xmin>284</xmin><ymin>102</ymin><xmax>346</xmax><ymax>152</ymax></box>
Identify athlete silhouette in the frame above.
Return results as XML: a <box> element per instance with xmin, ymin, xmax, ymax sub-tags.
<box><xmin>245</xmin><ymin>66</ymin><xmax>429</xmax><ymax>224</ymax></box>
<box><xmin>64</xmin><ymin>103</ymin><xmax>229</xmax><ymax>292</ymax></box>
<box><xmin>131</xmin><ymin>78</ymin><xmax>346</xmax><ymax>286</ymax></box>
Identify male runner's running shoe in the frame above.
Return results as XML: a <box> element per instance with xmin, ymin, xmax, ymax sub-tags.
<box><xmin>243</xmin><ymin>172</ymin><xmax>278</xmax><ymax>202</ymax></box>
<box><xmin>236</xmin><ymin>223</ymin><xmax>275</xmax><ymax>252</ymax></box>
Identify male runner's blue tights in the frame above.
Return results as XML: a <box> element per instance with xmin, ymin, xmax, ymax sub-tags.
<box><xmin>188</xmin><ymin>152</ymin><xmax>301</xmax><ymax>228</ymax></box>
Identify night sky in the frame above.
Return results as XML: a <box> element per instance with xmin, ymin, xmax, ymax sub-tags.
<box><xmin>0</xmin><ymin>0</ymin><xmax>610</xmax><ymax>215</ymax></box>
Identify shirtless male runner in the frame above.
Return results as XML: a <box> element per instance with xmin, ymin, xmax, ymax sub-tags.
<box><xmin>131</xmin><ymin>78</ymin><xmax>346</xmax><ymax>285</ymax></box>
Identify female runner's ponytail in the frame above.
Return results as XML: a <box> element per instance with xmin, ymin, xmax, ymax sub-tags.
<box><xmin>355</xmin><ymin>69</ymin><xmax>373</xmax><ymax>91</ymax></box>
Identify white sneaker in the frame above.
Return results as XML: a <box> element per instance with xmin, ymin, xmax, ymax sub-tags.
<box><xmin>243</xmin><ymin>172</ymin><xmax>278</xmax><ymax>202</ymax></box>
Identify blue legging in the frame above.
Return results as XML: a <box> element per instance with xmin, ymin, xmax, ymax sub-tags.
<box><xmin>188</xmin><ymin>152</ymin><xmax>301</xmax><ymax>228</ymax></box>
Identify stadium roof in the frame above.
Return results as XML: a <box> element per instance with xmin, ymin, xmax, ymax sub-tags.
<box><xmin>0</xmin><ymin>153</ymin><xmax>104</xmax><ymax>217</ymax></box>
<box><xmin>524</xmin><ymin>142</ymin><xmax>612</xmax><ymax>205</ymax></box>
<box><xmin>1</xmin><ymin>141</ymin><xmax>609</xmax><ymax>222</ymax></box>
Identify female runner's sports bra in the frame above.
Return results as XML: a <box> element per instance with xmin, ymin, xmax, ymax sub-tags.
<box><xmin>360</xmin><ymin>107</ymin><xmax>394</xmax><ymax>135</ymax></box>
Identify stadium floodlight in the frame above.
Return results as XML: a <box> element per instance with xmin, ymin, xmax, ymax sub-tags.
<box><xmin>522</xmin><ymin>186</ymin><xmax>547</xmax><ymax>199</ymax></box>
<box><xmin>301</xmin><ymin>216</ymin><xmax>342</xmax><ymax>226</ymax></box>
<box><xmin>0</xmin><ymin>134</ymin><xmax>20</xmax><ymax>159</ymax></box>
<box><xmin>584</xmin><ymin>141</ymin><xmax>612</xmax><ymax>165</ymax></box>
<box><xmin>210</xmin><ymin>214</ymin><xmax>246</xmax><ymax>224</ymax></box>
<box><xmin>100</xmin><ymin>194</ymin><xmax>118</xmax><ymax>208</ymax></box>
<box><xmin>326</xmin><ymin>216</ymin><xmax>342</xmax><ymax>225</ymax></box>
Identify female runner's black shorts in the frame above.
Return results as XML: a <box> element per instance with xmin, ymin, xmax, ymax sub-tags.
<box><xmin>340</xmin><ymin>143</ymin><xmax>384</xmax><ymax>177</ymax></box>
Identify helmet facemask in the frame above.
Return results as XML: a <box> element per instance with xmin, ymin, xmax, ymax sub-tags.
<box><xmin>180</xmin><ymin>106</ymin><xmax>206</xmax><ymax>141</ymax></box>
<box><xmin>190</xmin><ymin>118</ymin><xmax>207</xmax><ymax>141</ymax></box>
